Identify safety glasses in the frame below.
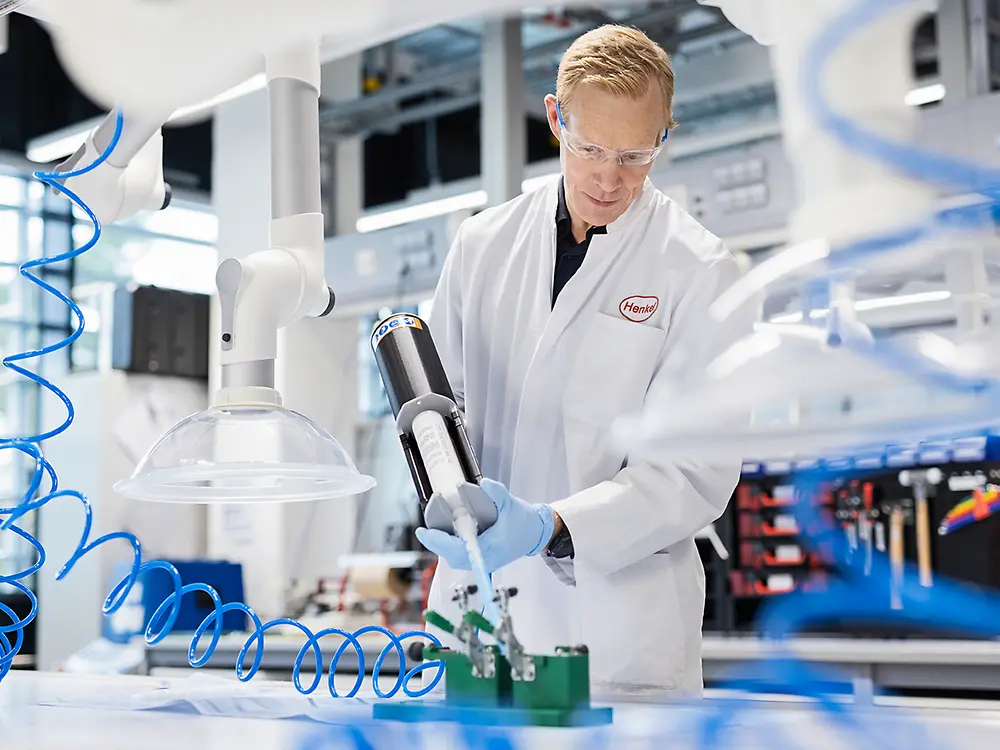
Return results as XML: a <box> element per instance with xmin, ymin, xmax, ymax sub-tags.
<box><xmin>556</xmin><ymin>101</ymin><xmax>668</xmax><ymax>167</ymax></box>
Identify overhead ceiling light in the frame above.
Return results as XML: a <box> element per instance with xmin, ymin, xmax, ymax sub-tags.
<box><xmin>25</xmin><ymin>116</ymin><xmax>104</xmax><ymax>164</ymax></box>
<box><xmin>854</xmin><ymin>290</ymin><xmax>951</xmax><ymax>310</ymax></box>
<box><xmin>26</xmin><ymin>74</ymin><xmax>268</xmax><ymax>163</ymax></box>
<box><xmin>769</xmin><ymin>311</ymin><xmax>805</xmax><ymax>324</ymax></box>
<box><xmin>905</xmin><ymin>83</ymin><xmax>945</xmax><ymax>107</ymax></box>
<box><xmin>357</xmin><ymin>190</ymin><xmax>488</xmax><ymax>233</ymax></box>
<box><xmin>770</xmin><ymin>290</ymin><xmax>953</xmax><ymax>323</ymax></box>
<box><xmin>356</xmin><ymin>173</ymin><xmax>562</xmax><ymax>233</ymax></box>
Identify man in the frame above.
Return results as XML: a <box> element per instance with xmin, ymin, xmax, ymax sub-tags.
<box><xmin>415</xmin><ymin>24</ymin><xmax>754</xmax><ymax>697</ymax></box>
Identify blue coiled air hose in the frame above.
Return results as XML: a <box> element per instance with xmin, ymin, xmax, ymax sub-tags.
<box><xmin>804</xmin><ymin>0</ymin><xmax>1000</xmax><ymax>202</ymax></box>
<box><xmin>0</xmin><ymin>110</ymin><xmax>444</xmax><ymax>700</ymax></box>
<box><xmin>696</xmin><ymin>3</ymin><xmax>1000</xmax><ymax>748</ymax></box>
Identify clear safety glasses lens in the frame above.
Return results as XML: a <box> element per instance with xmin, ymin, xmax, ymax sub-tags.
<box><xmin>560</xmin><ymin>127</ymin><xmax>660</xmax><ymax>167</ymax></box>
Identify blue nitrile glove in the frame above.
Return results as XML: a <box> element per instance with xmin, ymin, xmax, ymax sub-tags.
<box><xmin>415</xmin><ymin>479</ymin><xmax>556</xmax><ymax>573</ymax></box>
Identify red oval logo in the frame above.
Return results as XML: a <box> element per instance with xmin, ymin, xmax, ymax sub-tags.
<box><xmin>619</xmin><ymin>295</ymin><xmax>659</xmax><ymax>323</ymax></box>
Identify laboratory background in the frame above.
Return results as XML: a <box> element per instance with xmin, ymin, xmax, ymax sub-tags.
<box><xmin>0</xmin><ymin>0</ymin><xmax>999</xmax><ymax>748</ymax></box>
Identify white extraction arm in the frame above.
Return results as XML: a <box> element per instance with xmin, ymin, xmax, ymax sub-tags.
<box><xmin>109</xmin><ymin>40</ymin><xmax>374</xmax><ymax>506</ymax></box>
<box><xmin>44</xmin><ymin>33</ymin><xmax>336</xmax><ymax>409</ymax></box>
<box><xmin>10</xmin><ymin>0</ymin><xmax>565</xmax><ymax>363</ymax></box>
<box><xmin>50</xmin><ymin>111</ymin><xmax>170</xmax><ymax>225</ymax></box>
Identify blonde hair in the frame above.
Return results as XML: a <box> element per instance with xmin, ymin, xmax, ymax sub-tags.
<box><xmin>556</xmin><ymin>25</ymin><xmax>678</xmax><ymax>132</ymax></box>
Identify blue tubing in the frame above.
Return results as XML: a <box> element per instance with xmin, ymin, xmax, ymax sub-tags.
<box><xmin>689</xmin><ymin>4</ymin><xmax>1000</xmax><ymax>748</ymax></box>
<box><xmin>0</xmin><ymin>111</ymin><xmax>444</xmax><ymax>699</ymax></box>
<box><xmin>804</xmin><ymin>0</ymin><xmax>1000</xmax><ymax>201</ymax></box>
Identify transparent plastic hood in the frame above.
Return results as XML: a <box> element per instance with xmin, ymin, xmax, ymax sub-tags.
<box><xmin>114</xmin><ymin>405</ymin><xmax>376</xmax><ymax>503</ymax></box>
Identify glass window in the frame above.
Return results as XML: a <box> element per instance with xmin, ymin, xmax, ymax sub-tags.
<box><xmin>71</xmin><ymin>329</ymin><xmax>101</xmax><ymax>372</ymax></box>
<box><xmin>72</xmin><ymin>202</ymin><xmax>218</xmax><ymax>245</ymax></box>
<box><xmin>0</xmin><ymin>322</ymin><xmax>24</xmax><ymax>359</ymax></box>
<box><xmin>26</xmin><ymin>180</ymin><xmax>45</xmax><ymax>212</ymax></box>
<box><xmin>0</xmin><ymin>266</ymin><xmax>17</xmax><ymax>314</ymax></box>
<box><xmin>73</xmin><ymin>223</ymin><xmax>128</xmax><ymax>283</ymax></box>
<box><xmin>0</xmin><ymin>175</ymin><xmax>24</xmax><ymax>208</ymax></box>
<box><xmin>25</xmin><ymin>216</ymin><xmax>44</xmax><ymax>261</ymax></box>
<box><xmin>130</xmin><ymin>238</ymin><xmax>218</xmax><ymax>294</ymax></box>
<box><xmin>133</xmin><ymin>205</ymin><xmax>219</xmax><ymax>244</ymax></box>
<box><xmin>68</xmin><ymin>287</ymin><xmax>110</xmax><ymax>372</ymax></box>
<box><xmin>74</xmin><ymin>221</ymin><xmax>218</xmax><ymax>294</ymax></box>
<box><xmin>0</xmin><ymin>210</ymin><xmax>21</xmax><ymax>263</ymax></box>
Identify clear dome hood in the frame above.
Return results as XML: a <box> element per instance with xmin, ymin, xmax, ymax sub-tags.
<box><xmin>114</xmin><ymin>404</ymin><xmax>376</xmax><ymax>503</ymax></box>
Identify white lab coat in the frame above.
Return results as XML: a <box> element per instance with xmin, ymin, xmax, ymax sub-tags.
<box><xmin>426</xmin><ymin>177</ymin><xmax>753</xmax><ymax>698</ymax></box>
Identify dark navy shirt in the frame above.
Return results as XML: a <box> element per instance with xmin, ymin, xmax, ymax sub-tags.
<box><xmin>552</xmin><ymin>178</ymin><xmax>607</xmax><ymax>307</ymax></box>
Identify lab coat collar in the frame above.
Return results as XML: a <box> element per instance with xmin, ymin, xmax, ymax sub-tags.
<box><xmin>546</xmin><ymin>177</ymin><xmax>655</xmax><ymax>237</ymax></box>
<box><xmin>605</xmin><ymin>178</ymin><xmax>655</xmax><ymax>235</ymax></box>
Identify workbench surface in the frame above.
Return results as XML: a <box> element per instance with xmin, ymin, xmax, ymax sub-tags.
<box><xmin>144</xmin><ymin>633</ymin><xmax>1000</xmax><ymax>693</ymax></box>
<box><xmin>1</xmin><ymin>670</ymin><xmax>999</xmax><ymax>749</ymax></box>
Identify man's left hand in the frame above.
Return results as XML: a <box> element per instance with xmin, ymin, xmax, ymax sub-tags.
<box><xmin>415</xmin><ymin>479</ymin><xmax>557</xmax><ymax>573</ymax></box>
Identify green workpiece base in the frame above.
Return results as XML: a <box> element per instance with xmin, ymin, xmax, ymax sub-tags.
<box><xmin>372</xmin><ymin>700</ymin><xmax>613</xmax><ymax>728</ymax></box>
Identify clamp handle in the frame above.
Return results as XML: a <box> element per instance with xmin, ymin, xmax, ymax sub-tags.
<box><xmin>423</xmin><ymin>609</ymin><xmax>455</xmax><ymax>635</ymax></box>
<box><xmin>216</xmin><ymin>258</ymin><xmax>243</xmax><ymax>352</ymax></box>
<box><xmin>463</xmin><ymin>610</ymin><xmax>495</xmax><ymax>635</ymax></box>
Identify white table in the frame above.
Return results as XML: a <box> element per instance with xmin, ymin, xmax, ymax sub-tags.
<box><xmin>1</xmin><ymin>670</ymin><xmax>1000</xmax><ymax>749</ymax></box>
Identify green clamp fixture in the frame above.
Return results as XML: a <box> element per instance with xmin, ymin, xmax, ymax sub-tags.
<box><xmin>491</xmin><ymin>587</ymin><xmax>535</xmax><ymax>682</ymax></box>
<box><xmin>462</xmin><ymin>610</ymin><xmax>494</xmax><ymax>634</ymax></box>
<box><xmin>451</xmin><ymin>585</ymin><xmax>495</xmax><ymax>679</ymax></box>
<box><xmin>423</xmin><ymin>609</ymin><xmax>455</xmax><ymax>635</ymax></box>
<box><xmin>378</xmin><ymin>586</ymin><xmax>612</xmax><ymax>727</ymax></box>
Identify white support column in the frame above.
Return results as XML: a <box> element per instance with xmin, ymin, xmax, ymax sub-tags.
<box><xmin>278</xmin><ymin>54</ymin><xmax>365</xmax><ymax>592</ymax></box>
<box><xmin>937</xmin><ymin>0</ymin><xmax>971</xmax><ymax>104</ymax></box>
<box><xmin>481</xmin><ymin>18</ymin><xmax>526</xmax><ymax>206</ymax></box>
<box><xmin>209</xmin><ymin>89</ymin><xmax>290</xmax><ymax>620</ymax></box>
<box><xmin>209</xmin><ymin>62</ymin><xmax>368</xmax><ymax>615</ymax></box>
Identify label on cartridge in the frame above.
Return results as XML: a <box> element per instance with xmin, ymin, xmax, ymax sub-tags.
<box><xmin>412</xmin><ymin>410</ymin><xmax>466</xmax><ymax>495</ymax></box>
<box><xmin>372</xmin><ymin>314</ymin><xmax>422</xmax><ymax>347</ymax></box>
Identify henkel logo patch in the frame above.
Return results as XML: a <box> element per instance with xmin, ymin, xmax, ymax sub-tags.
<box><xmin>619</xmin><ymin>295</ymin><xmax>659</xmax><ymax>322</ymax></box>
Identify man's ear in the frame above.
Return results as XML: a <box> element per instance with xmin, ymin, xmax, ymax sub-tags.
<box><xmin>543</xmin><ymin>94</ymin><xmax>561</xmax><ymax>141</ymax></box>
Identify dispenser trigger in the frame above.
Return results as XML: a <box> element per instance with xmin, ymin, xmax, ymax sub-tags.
<box><xmin>423</xmin><ymin>483</ymin><xmax>498</xmax><ymax>534</ymax></box>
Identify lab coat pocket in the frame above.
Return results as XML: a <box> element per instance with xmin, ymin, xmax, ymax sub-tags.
<box><xmin>577</xmin><ymin>552</ymin><xmax>684</xmax><ymax>691</ymax></box>
<box><xmin>562</xmin><ymin>313</ymin><xmax>666</xmax><ymax>492</ymax></box>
